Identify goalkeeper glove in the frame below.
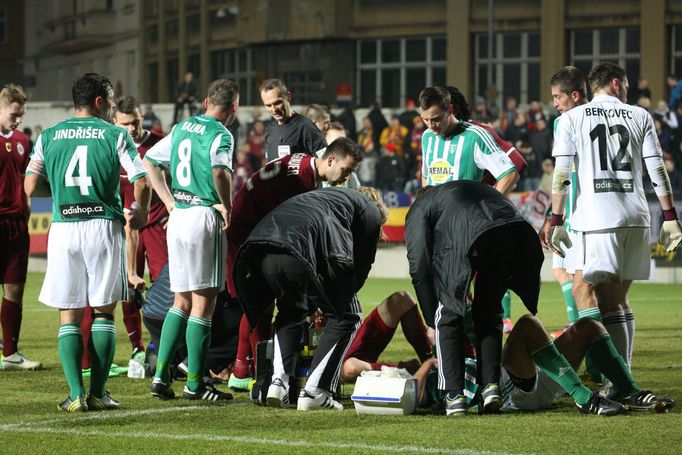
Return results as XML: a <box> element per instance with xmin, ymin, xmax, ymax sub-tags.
<box><xmin>549</xmin><ymin>213</ymin><xmax>572</xmax><ymax>258</ymax></box>
<box><xmin>660</xmin><ymin>220</ymin><xmax>682</xmax><ymax>252</ymax></box>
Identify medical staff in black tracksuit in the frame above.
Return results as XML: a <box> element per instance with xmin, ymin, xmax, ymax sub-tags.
<box><xmin>234</xmin><ymin>187</ymin><xmax>383</xmax><ymax>411</ymax></box>
<box><xmin>405</xmin><ymin>180</ymin><xmax>543</xmax><ymax>415</ymax></box>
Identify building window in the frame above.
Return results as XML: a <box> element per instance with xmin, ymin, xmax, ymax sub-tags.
<box><xmin>210</xmin><ymin>48</ymin><xmax>255</xmax><ymax>105</ymax></box>
<box><xmin>356</xmin><ymin>36</ymin><xmax>446</xmax><ymax>108</ymax></box>
<box><xmin>671</xmin><ymin>25</ymin><xmax>682</xmax><ymax>80</ymax></box>
<box><xmin>570</xmin><ymin>27</ymin><xmax>640</xmax><ymax>95</ymax></box>
<box><xmin>474</xmin><ymin>31</ymin><xmax>541</xmax><ymax>111</ymax></box>
<box><xmin>0</xmin><ymin>9</ymin><xmax>5</xmax><ymax>44</ymax></box>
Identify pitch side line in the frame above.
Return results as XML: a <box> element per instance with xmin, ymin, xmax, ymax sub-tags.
<box><xmin>0</xmin><ymin>405</ymin><xmax>515</xmax><ymax>455</ymax></box>
<box><xmin>0</xmin><ymin>425</ymin><xmax>512</xmax><ymax>455</ymax></box>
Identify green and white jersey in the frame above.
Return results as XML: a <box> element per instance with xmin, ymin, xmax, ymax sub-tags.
<box><xmin>26</xmin><ymin>117</ymin><xmax>146</xmax><ymax>223</ymax></box>
<box><xmin>145</xmin><ymin>114</ymin><xmax>233</xmax><ymax>209</ymax></box>
<box><xmin>553</xmin><ymin>117</ymin><xmax>577</xmax><ymax>231</ymax></box>
<box><xmin>421</xmin><ymin>121</ymin><xmax>515</xmax><ymax>186</ymax></box>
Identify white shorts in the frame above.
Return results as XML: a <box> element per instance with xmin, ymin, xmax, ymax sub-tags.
<box><xmin>167</xmin><ymin>206</ymin><xmax>227</xmax><ymax>292</ymax></box>
<box><xmin>40</xmin><ymin>219</ymin><xmax>127</xmax><ymax>309</ymax></box>
<box><xmin>583</xmin><ymin>228</ymin><xmax>650</xmax><ymax>284</ymax></box>
<box><xmin>564</xmin><ymin>230</ymin><xmax>584</xmax><ymax>274</ymax></box>
<box><xmin>500</xmin><ymin>368</ymin><xmax>565</xmax><ymax>412</ymax></box>
<box><xmin>551</xmin><ymin>252</ymin><xmax>565</xmax><ymax>270</ymax></box>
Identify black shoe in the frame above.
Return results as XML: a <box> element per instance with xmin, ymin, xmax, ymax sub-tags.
<box><xmin>577</xmin><ymin>392</ymin><xmax>625</xmax><ymax>416</ymax></box>
<box><xmin>87</xmin><ymin>392</ymin><xmax>121</xmax><ymax>410</ymax></box>
<box><xmin>150</xmin><ymin>378</ymin><xmax>175</xmax><ymax>400</ymax></box>
<box><xmin>621</xmin><ymin>390</ymin><xmax>675</xmax><ymax>412</ymax></box>
<box><xmin>183</xmin><ymin>385</ymin><xmax>233</xmax><ymax>401</ymax></box>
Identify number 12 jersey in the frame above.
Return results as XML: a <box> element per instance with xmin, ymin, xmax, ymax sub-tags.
<box><xmin>552</xmin><ymin>94</ymin><xmax>662</xmax><ymax>231</ymax></box>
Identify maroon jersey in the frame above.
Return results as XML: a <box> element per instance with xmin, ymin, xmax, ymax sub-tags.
<box><xmin>120</xmin><ymin>131</ymin><xmax>168</xmax><ymax>226</ymax></box>
<box><xmin>227</xmin><ymin>153</ymin><xmax>317</xmax><ymax>296</ymax></box>
<box><xmin>0</xmin><ymin>130</ymin><xmax>30</xmax><ymax>217</ymax></box>
<box><xmin>475</xmin><ymin>121</ymin><xmax>527</xmax><ymax>186</ymax></box>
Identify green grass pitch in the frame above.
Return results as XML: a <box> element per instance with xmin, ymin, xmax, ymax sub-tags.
<box><xmin>1</xmin><ymin>273</ymin><xmax>681</xmax><ymax>454</ymax></box>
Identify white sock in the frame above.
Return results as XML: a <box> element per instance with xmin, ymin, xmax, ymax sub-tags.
<box><xmin>623</xmin><ymin>309</ymin><xmax>635</xmax><ymax>367</ymax></box>
<box><xmin>602</xmin><ymin>310</ymin><xmax>629</xmax><ymax>369</ymax></box>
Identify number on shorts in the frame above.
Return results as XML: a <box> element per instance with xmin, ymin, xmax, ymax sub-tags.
<box><xmin>64</xmin><ymin>145</ymin><xmax>93</xmax><ymax>195</ymax></box>
<box><xmin>246</xmin><ymin>161</ymin><xmax>282</xmax><ymax>191</ymax></box>
<box><xmin>176</xmin><ymin>138</ymin><xmax>192</xmax><ymax>187</ymax></box>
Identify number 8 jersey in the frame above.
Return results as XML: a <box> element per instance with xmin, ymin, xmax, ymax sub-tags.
<box><xmin>552</xmin><ymin>94</ymin><xmax>661</xmax><ymax>231</ymax></box>
<box><xmin>26</xmin><ymin>117</ymin><xmax>146</xmax><ymax>223</ymax></box>
<box><xmin>145</xmin><ymin>114</ymin><xmax>233</xmax><ymax>208</ymax></box>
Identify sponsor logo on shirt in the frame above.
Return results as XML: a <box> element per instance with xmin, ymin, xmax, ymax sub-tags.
<box><xmin>17</xmin><ymin>143</ymin><xmax>24</xmax><ymax>156</ymax></box>
<box><xmin>60</xmin><ymin>203</ymin><xmax>105</xmax><ymax>218</ymax></box>
<box><xmin>173</xmin><ymin>189</ymin><xmax>203</xmax><ymax>205</ymax></box>
<box><xmin>428</xmin><ymin>159</ymin><xmax>453</xmax><ymax>184</ymax></box>
<box><xmin>593</xmin><ymin>178</ymin><xmax>634</xmax><ymax>193</ymax></box>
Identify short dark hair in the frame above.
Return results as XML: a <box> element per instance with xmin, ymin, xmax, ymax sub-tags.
<box><xmin>588</xmin><ymin>62</ymin><xmax>626</xmax><ymax>93</ymax></box>
<box><xmin>550</xmin><ymin>66</ymin><xmax>587</xmax><ymax>100</ymax></box>
<box><xmin>418</xmin><ymin>86</ymin><xmax>450</xmax><ymax>112</ymax></box>
<box><xmin>260</xmin><ymin>78</ymin><xmax>288</xmax><ymax>96</ymax></box>
<box><xmin>207</xmin><ymin>79</ymin><xmax>239</xmax><ymax>111</ymax></box>
<box><xmin>114</xmin><ymin>95</ymin><xmax>140</xmax><ymax>115</ymax></box>
<box><xmin>445</xmin><ymin>86</ymin><xmax>471</xmax><ymax>121</ymax></box>
<box><xmin>72</xmin><ymin>73</ymin><xmax>113</xmax><ymax>109</ymax></box>
<box><xmin>322</xmin><ymin>137</ymin><xmax>363</xmax><ymax>163</ymax></box>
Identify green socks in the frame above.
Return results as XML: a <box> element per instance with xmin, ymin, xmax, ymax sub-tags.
<box><xmin>186</xmin><ymin>316</ymin><xmax>212</xmax><ymax>392</ymax></box>
<box><xmin>587</xmin><ymin>333</ymin><xmax>639</xmax><ymax>396</ymax></box>
<box><xmin>501</xmin><ymin>290</ymin><xmax>512</xmax><ymax>320</ymax></box>
<box><xmin>531</xmin><ymin>341</ymin><xmax>592</xmax><ymax>406</ymax></box>
<box><xmin>58</xmin><ymin>323</ymin><xmax>86</xmax><ymax>400</ymax></box>
<box><xmin>155</xmin><ymin>307</ymin><xmax>188</xmax><ymax>383</ymax></box>
<box><xmin>578</xmin><ymin>307</ymin><xmax>604</xmax><ymax>382</ymax></box>
<box><xmin>561</xmin><ymin>281</ymin><xmax>578</xmax><ymax>323</ymax></box>
<box><xmin>89</xmin><ymin>318</ymin><xmax>116</xmax><ymax>398</ymax></box>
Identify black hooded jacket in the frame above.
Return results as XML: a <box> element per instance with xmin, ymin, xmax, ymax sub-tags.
<box><xmin>234</xmin><ymin>187</ymin><xmax>381</xmax><ymax>326</ymax></box>
<box><xmin>405</xmin><ymin>181</ymin><xmax>532</xmax><ymax>326</ymax></box>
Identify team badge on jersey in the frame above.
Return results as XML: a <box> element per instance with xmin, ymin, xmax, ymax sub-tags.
<box><xmin>5</xmin><ymin>142</ymin><xmax>11</xmax><ymax>152</ymax></box>
<box><xmin>428</xmin><ymin>159</ymin><xmax>453</xmax><ymax>184</ymax></box>
<box><xmin>17</xmin><ymin>143</ymin><xmax>24</xmax><ymax>156</ymax></box>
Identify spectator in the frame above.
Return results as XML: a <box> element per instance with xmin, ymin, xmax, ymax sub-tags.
<box><xmin>665</xmin><ymin>158</ymin><xmax>682</xmax><ymax>190</ymax></box>
<box><xmin>667</xmin><ymin>74</ymin><xmax>682</xmax><ymax>110</ymax></box>
<box><xmin>172</xmin><ymin>71</ymin><xmax>198</xmax><ymax>123</ymax></box>
<box><xmin>629</xmin><ymin>78</ymin><xmax>652</xmax><ymax>105</ymax></box>
<box><xmin>379</xmin><ymin>115</ymin><xmax>409</xmax><ymax>157</ymax></box>
<box><xmin>356</xmin><ymin>118</ymin><xmax>379</xmax><ymax>187</ymax></box>
<box><xmin>504</xmin><ymin>112</ymin><xmax>528</xmax><ymax>145</ymax></box>
<box><xmin>246</xmin><ymin>120</ymin><xmax>266</xmax><ymax>170</ymax></box>
<box><xmin>398</xmin><ymin>98</ymin><xmax>420</xmax><ymax>132</ymax></box>
<box><xmin>375</xmin><ymin>146</ymin><xmax>406</xmax><ymax>192</ymax></box>
<box><xmin>367</xmin><ymin>101</ymin><xmax>388</xmax><ymax>150</ymax></box>
<box><xmin>654</xmin><ymin>116</ymin><xmax>672</xmax><ymax>157</ymax></box>
<box><xmin>500</xmin><ymin>97</ymin><xmax>519</xmax><ymax>137</ymax></box>
<box><xmin>303</xmin><ymin>104</ymin><xmax>331</xmax><ymax>137</ymax></box>
<box><xmin>538</xmin><ymin>158</ymin><xmax>554</xmax><ymax>194</ymax></box>
<box><xmin>336</xmin><ymin>103</ymin><xmax>357</xmax><ymax>142</ymax></box>
<box><xmin>232</xmin><ymin>144</ymin><xmax>254</xmax><ymax>198</ymax></box>
<box><xmin>142</xmin><ymin>104</ymin><xmax>162</xmax><ymax>133</ymax></box>
<box><xmin>525</xmin><ymin>100</ymin><xmax>546</xmax><ymax>132</ymax></box>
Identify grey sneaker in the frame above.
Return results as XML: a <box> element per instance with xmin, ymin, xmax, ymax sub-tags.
<box><xmin>445</xmin><ymin>393</ymin><xmax>467</xmax><ymax>416</ymax></box>
<box><xmin>481</xmin><ymin>383</ymin><xmax>502</xmax><ymax>413</ymax></box>
<box><xmin>87</xmin><ymin>392</ymin><xmax>121</xmax><ymax>410</ymax></box>
<box><xmin>58</xmin><ymin>395</ymin><xmax>88</xmax><ymax>412</ymax></box>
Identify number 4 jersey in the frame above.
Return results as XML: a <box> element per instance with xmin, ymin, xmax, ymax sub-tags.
<box><xmin>145</xmin><ymin>114</ymin><xmax>233</xmax><ymax>208</ymax></box>
<box><xmin>26</xmin><ymin>117</ymin><xmax>146</xmax><ymax>223</ymax></box>
<box><xmin>552</xmin><ymin>94</ymin><xmax>661</xmax><ymax>231</ymax></box>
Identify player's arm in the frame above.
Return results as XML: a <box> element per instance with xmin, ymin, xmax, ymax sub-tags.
<box><xmin>24</xmin><ymin>134</ymin><xmax>51</xmax><ymax>199</ymax></box>
<box><xmin>119</xmin><ymin>131</ymin><xmax>151</xmax><ymax>229</ymax></box>
<box><xmin>405</xmin><ymin>205</ymin><xmax>437</xmax><ymax>327</ymax></box>
<box><xmin>642</xmin><ymin>114</ymin><xmax>682</xmax><ymax>252</ymax></box>
<box><xmin>471</xmin><ymin>128</ymin><xmax>519</xmax><ymax>194</ymax></box>
<box><xmin>123</xmin><ymin>213</ymin><xmax>146</xmax><ymax>290</ymax></box>
<box><xmin>549</xmin><ymin>117</ymin><xmax>574</xmax><ymax>257</ymax></box>
<box><xmin>143</xmin><ymin>133</ymin><xmax>175</xmax><ymax>213</ymax></box>
<box><xmin>211</xmin><ymin>132</ymin><xmax>235</xmax><ymax>230</ymax></box>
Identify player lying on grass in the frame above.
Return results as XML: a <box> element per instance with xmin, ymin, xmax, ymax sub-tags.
<box><xmin>414</xmin><ymin>314</ymin><xmax>675</xmax><ymax>416</ymax></box>
<box><xmin>340</xmin><ymin>291</ymin><xmax>433</xmax><ymax>383</ymax></box>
